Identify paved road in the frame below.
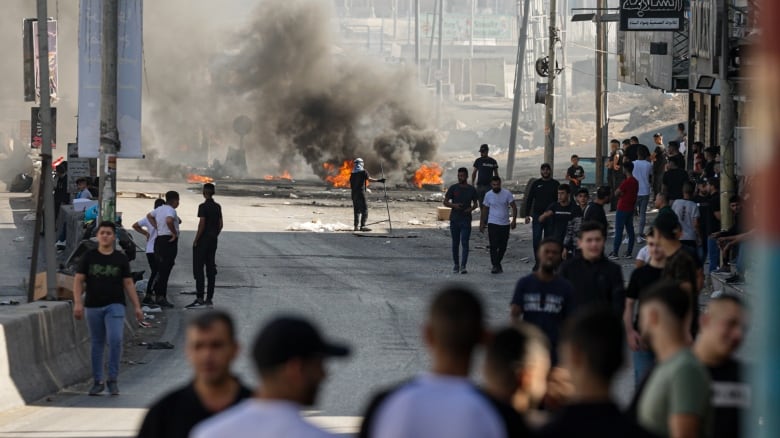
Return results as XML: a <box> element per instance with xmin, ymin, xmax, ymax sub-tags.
<box><xmin>0</xmin><ymin>182</ymin><xmax>635</xmax><ymax>437</ymax></box>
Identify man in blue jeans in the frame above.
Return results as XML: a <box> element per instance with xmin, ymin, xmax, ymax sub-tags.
<box><xmin>609</xmin><ymin>162</ymin><xmax>639</xmax><ymax>259</ymax></box>
<box><xmin>73</xmin><ymin>221</ymin><xmax>143</xmax><ymax>396</ymax></box>
<box><xmin>523</xmin><ymin>163</ymin><xmax>559</xmax><ymax>271</ymax></box>
<box><xmin>444</xmin><ymin>167</ymin><xmax>479</xmax><ymax>274</ymax></box>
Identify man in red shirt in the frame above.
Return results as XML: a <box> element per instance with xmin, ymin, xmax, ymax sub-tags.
<box><xmin>609</xmin><ymin>162</ymin><xmax>639</xmax><ymax>259</ymax></box>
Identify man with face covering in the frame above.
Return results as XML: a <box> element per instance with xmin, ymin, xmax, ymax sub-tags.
<box><xmin>349</xmin><ymin>158</ymin><xmax>385</xmax><ymax>232</ymax></box>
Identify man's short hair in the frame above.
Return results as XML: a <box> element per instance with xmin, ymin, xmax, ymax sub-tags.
<box><xmin>678</xmin><ymin>122</ymin><xmax>686</xmax><ymax>131</ymax></box>
<box><xmin>429</xmin><ymin>286</ymin><xmax>485</xmax><ymax>356</ymax></box>
<box><xmin>484</xmin><ymin>323</ymin><xmax>550</xmax><ymax>389</ymax></box>
<box><xmin>683</xmin><ymin>182</ymin><xmax>695</xmax><ymax>196</ymax></box>
<box><xmin>579</xmin><ymin>220</ymin><xmax>606</xmax><ymax>238</ymax></box>
<box><xmin>622</xmin><ymin>139</ymin><xmax>631</xmax><ymax>146</ymax></box>
<box><xmin>576</xmin><ymin>188</ymin><xmax>589</xmax><ymax>197</ymax></box>
<box><xmin>571</xmin><ymin>154</ymin><xmax>579</xmax><ymax>160</ymax></box>
<box><xmin>203</xmin><ymin>183</ymin><xmax>216</xmax><ymax>195</ymax></box>
<box><xmin>188</xmin><ymin>310</ymin><xmax>237</xmax><ymax>342</ymax></box>
<box><xmin>457</xmin><ymin>167</ymin><xmax>468</xmax><ymax>174</ymax></box>
<box><xmin>668</xmin><ymin>141</ymin><xmax>680</xmax><ymax>151</ymax></box>
<box><xmin>558</xmin><ymin>184</ymin><xmax>571</xmax><ymax>194</ymax></box>
<box><xmin>653</xmin><ymin>210</ymin><xmax>680</xmax><ymax>240</ymax></box>
<box><xmin>639</xmin><ymin>280</ymin><xmax>690</xmax><ymax>321</ymax></box>
<box><xmin>623</xmin><ymin>161</ymin><xmax>634</xmax><ymax>173</ymax></box>
<box><xmin>596</xmin><ymin>186</ymin><xmax>611</xmax><ymax>200</ymax></box>
<box><xmin>610</xmin><ymin>139</ymin><xmax>620</xmax><ymax>145</ymax></box>
<box><xmin>539</xmin><ymin>237</ymin><xmax>563</xmax><ymax>251</ymax></box>
<box><xmin>708</xmin><ymin>293</ymin><xmax>745</xmax><ymax>309</ymax></box>
<box><xmin>76</xmin><ymin>177</ymin><xmax>87</xmax><ymax>184</ymax></box>
<box><xmin>662</xmin><ymin>250</ymin><xmax>699</xmax><ymax>295</ymax></box>
<box><xmin>560</xmin><ymin>306</ymin><xmax>624</xmax><ymax>382</ymax></box>
<box><xmin>154</xmin><ymin>198</ymin><xmax>165</xmax><ymax>209</ymax></box>
<box><xmin>729</xmin><ymin>194</ymin><xmax>741</xmax><ymax>204</ymax></box>
<box><xmin>631</xmin><ymin>136</ymin><xmax>639</xmax><ymax>143</ymax></box>
<box><xmin>97</xmin><ymin>221</ymin><xmax>116</xmax><ymax>234</ymax></box>
<box><xmin>491</xmin><ymin>176</ymin><xmax>501</xmax><ymax>184</ymax></box>
<box><xmin>540</xmin><ymin>163</ymin><xmax>552</xmax><ymax>170</ymax></box>
<box><xmin>165</xmin><ymin>190</ymin><xmax>180</xmax><ymax>203</ymax></box>
<box><xmin>653</xmin><ymin>133</ymin><xmax>662</xmax><ymax>138</ymax></box>
<box><xmin>638</xmin><ymin>147</ymin><xmax>649</xmax><ymax>159</ymax></box>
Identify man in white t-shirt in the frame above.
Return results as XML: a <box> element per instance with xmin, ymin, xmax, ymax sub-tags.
<box><xmin>360</xmin><ymin>287</ymin><xmax>509</xmax><ymax>438</ymax></box>
<box><xmin>132</xmin><ymin>198</ymin><xmax>165</xmax><ymax>306</ymax></box>
<box><xmin>191</xmin><ymin>316</ymin><xmax>350</xmax><ymax>438</ymax></box>
<box><xmin>146</xmin><ymin>191</ymin><xmax>180</xmax><ymax>308</ymax></box>
<box><xmin>632</xmin><ymin>147</ymin><xmax>653</xmax><ymax>240</ymax></box>
<box><xmin>671</xmin><ymin>182</ymin><xmax>700</xmax><ymax>249</ymax></box>
<box><xmin>479</xmin><ymin>176</ymin><xmax>517</xmax><ymax>274</ymax></box>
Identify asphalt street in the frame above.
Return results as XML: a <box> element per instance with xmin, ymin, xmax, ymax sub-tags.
<box><xmin>0</xmin><ymin>180</ymin><xmax>636</xmax><ymax>437</ymax></box>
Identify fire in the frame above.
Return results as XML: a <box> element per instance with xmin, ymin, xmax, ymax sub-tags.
<box><xmin>186</xmin><ymin>173</ymin><xmax>214</xmax><ymax>184</ymax></box>
<box><xmin>412</xmin><ymin>163</ymin><xmax>443</xmax><ymax>188</ymax></box>
<box><xmin>323</xmin><ymin>160</ymin><xmax>354</xmax><ymax>188</ymax></box>
<box><xmin>263</xmin><ymin>170</ymin><xmax>294</xmax><ymax>181</ymax></box>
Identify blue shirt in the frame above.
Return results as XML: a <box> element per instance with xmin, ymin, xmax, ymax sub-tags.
<box><xmin>511</xmin><ymin>274</ymin><xmax>574</xmax><ymax>363</ymax></box>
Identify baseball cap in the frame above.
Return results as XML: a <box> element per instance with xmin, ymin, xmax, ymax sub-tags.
<box><xmin>479</xmin><ymin>144</ymin><xmax>489</xmax><ymax>152</ymax></box>
<box><xmin>253</xmin><ymin>316</ymin><xmax>350</xmax><ymax>369</ymax></box>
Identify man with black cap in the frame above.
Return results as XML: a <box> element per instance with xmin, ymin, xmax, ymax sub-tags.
<box><xmin>191</xmin><ymin>315</ymin><xmax>350</xmax><ymax>438</ymax></box>
<box><xmin>472</xmin><ymin>144</ymin><xmax>499</xmax><ymax>205</ymax></box>
<box><xmin>350</xmin><ymin>158</ymin><xmax>385</xmax><ymax>232</ymax></box>
<box><xmin>360</xmin><ymin>286</ymin><xmax>508</xmax><ymax>438</ymax></box>
<box><xmin>523</xmin><ymin>163</ymin><xmax>560</xmax><ymax>270</ymax></box>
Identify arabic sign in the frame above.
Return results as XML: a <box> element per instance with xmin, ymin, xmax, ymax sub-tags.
<box><xmin>31</xmin><ymin>107</ymin><xmax>56</xmax><ymax>149</ymax></box>
<box><xmin>620</xmin><ymin>0</ymin><xmax>685</xmax><ymax>31</ymax></box>
<box><xmin>421</xmin><ymin>14</ymin><xmax>514</xmax><ymax>42</ymax></box>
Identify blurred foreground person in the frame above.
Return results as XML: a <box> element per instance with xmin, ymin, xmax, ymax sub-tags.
<box><xmin>138</xmin><ymin>311</ymin><xmax>251</xmax><ymax>438</ymax></box>
<box><xmin>537</xmin><ymin>307</ymin><xmax>655</xmax><ymax>438</ymax></box>
<box><xmin>693</xmin><ymin>295</ymin><xmax>751</xmax><ymax>438</ymax></box>
<box><xmin>192</xmin><ymin>316</ymin><xmax>350</xmax><ymax>438</ymax></box>
<box><xmin>637</xmin><ymin>281</ymin><xmax>711</xmax><ymax>438</ymax></box>
<box><xmin>360</xmin><ymin>286</ymin><xmax>508</xmax><ymax>438</ymax></box>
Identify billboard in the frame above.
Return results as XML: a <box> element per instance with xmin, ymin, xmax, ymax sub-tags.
<box><xmin>31</xmin><ymin>107</ymin><xmax>57</xmax><ymax>149</ymax></box>
<box><xmin>620</xmin><ymin>0</ymin><xmax>685</xmax><ymax>31</ymax></box>
<box><xmin>421</xmin><ymin>14</ymin><xmax>514</xmax><ymax>42</ymax></box>
<box><xmin>77</xmin><ymin>0</ymin><xmax>143</xmax><ymax>158</ymax></box>
<box><xmin>23</xmin><ymin>19</ymin><xmax>58</xmax><ymax>103</ymax></box>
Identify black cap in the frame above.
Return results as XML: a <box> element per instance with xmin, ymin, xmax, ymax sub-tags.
<box><xmin>479</xmin><ymin>144</ymin><xmax>489</xmax><ymax>152</ymax></box>
<box><xmin>253</xmin><ymin>316</ymin><xmax>350</xmax><ymax>369</ymax></box>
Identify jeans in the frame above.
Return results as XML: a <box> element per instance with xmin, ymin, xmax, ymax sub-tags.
<box><xmin>613</xmin><ymin>210</ymin><xmax>635</xmax><ymax>255</ymax></box>
<box><xmin>632</xmin><ymin>348</ymin><xmax>656</xmax><ymax>386</ymax></box>
<box><xmin>85</xmin><ymin>303</ymin><xmax>125</xmax><ymax>382</ymax></box>
<box><xmin>450</xmin><ymin>217</ymin><xmax>472</xmax><ymax>268</ymax></box>
<box><xmin>193</xmin><ymin>236</ymin><xmax>218</xmax><ymax>301</ymax></box>
<box><xmin>154</xmin><ymin>236</ymin><xmax>178</xmax><ymax>298</ymax></box>
<box><xmin>352</xmin><ymin>193</ymin><xmax>368</xmax><ymax>227</ymax></box>
<box><xmin>707</xmin><ymin>237</ymin><xmax>720</xmax><ymax>272</ymax></box>
<box><xmin>145</xmin><ymin>253</ymin><xmax>158</xmax><ymax>297</ymax></box>
<box><xmin>636</xmin><ymin>195</ymin><xmax>650</xmax><ymax>236</ymax></box>
<box><xmin>488</xmin><ymin>223</ymin><xmax>510</xmax><ymax>267</ymax></box>
<box><xmin>735</xmin><ymin>243</ymin><xmax>745</xmax><ymax>275</ymax></box>
<box><xmin>531</xmin><ymin>214</ymin><xmax>552</xmax><ymax>267</ymax></box>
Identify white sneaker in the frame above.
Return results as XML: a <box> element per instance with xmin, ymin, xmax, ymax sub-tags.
<box><xmin>55</xmin><ymin>240</ymin><xmax>66</xmax><ymax>247</ymax></box>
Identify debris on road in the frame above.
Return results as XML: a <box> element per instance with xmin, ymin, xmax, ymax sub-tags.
<box><xmin>287</xmin><ymin>220</ymin><xmax>352</xmax><ymax>232</ymax></box>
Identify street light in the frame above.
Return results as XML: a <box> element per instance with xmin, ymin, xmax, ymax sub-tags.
<box><xmin>571</xmin><ymin>7</ymin><xmax>619</xmax><ymax>187</ymax></box>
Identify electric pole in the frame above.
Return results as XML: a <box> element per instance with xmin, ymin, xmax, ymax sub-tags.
<box><xmin>719</xmin><ymin>0</ymin><xmax>735</xmax><ymax>229</ymax></box>
<box><xmin>595</xmin><ymin>0</ymin><xmax>608</xmax><ymax>187</ymax></box>
<box><xmin>32</xmin><ymin>0</ymin><xmax>57</xmax><ymax>301</ymax></box>
<box><xmin>414</xmin><ymin>0</ymin><xmax>420</xmax><ymax>79</ymax></box>
<box><xmin>544</xmin><ymin>0</ymin><xmax>558</xmax><ymax>169</ymax></box>
<box><xmin>99</xmin><ymin>0</ymin><xmax>119</xmax><ymax>223</ymax></box>
<box><xmin>436</xmin><ymin>0</ymin><xmax>444</xmax><ymax>123</ymax></box>
<box><xmin>506</xmin><ymin>0</ymin><xmax>532</xmax><ymax>181</ymax></box>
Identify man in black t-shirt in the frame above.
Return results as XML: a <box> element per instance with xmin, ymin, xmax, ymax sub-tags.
<box><xmin>662</xmin><ymin>158</ymin><xmax>689</xmax><ymax>202</ymax></box>
<box><xmin>73</xmin><ymin>221</ymin><xmax>143</xmax><ymax>396</ymax></box>
<box><xmin>472</xmin><ymin>144</ymin><xmax>499</xmax><ymax>205</ymax></box>
<box><xmin>583</xmin><ymin>186</ymin><xmax>610</xmax><ymax>234</ymax></box>
<box><xmin>523</xmin><ymin>163</ymin><xmax>560</xmax><ymax>270</ymax></box>
<box><xmin>667</xmin><ymin>141</ymin><xmax>686</xmax><ymax>170</ymax></box>
<box><xmin>565</xmin><ymin>155</ymin><xmax>585</xmax><ymax>199</ymax></box>
<box><xmin>693</xmin><ymin>295</ymin><xmax>751</xmax><ymax>438</ymax></box>
<box><xmin>349</xmin><ymin>158</ymin><xmax>385</xmax><ymax>232</ymax></box>
<box><xmin>443</xmin><ymin>168</ymin><xmax>479</xmax><ymax>274</ymax></box>
<box><xmin>538</xmin><ymin>184</ymin><xmax>581</xmax><ymax>246</ymax></box>
<box><xmin>187</xmin><ymin>183</ymin><xmax>224</xmax><ymax>309</ymax></box>
<box><xmin>607</xmin><ymin>139</ymin><xmax>624</xmax><ymax>211</ymax></box>
<box><xmin>138</xmin><ymin>311</ymin><xmax>252</xmax><ymax>438</ymax></box>
<box><xmin>652</xmin><ymin>133</ymin><xmax>667</xmax><ymax>199</ymax></box>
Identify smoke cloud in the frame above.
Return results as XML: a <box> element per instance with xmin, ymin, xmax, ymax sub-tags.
<box><xmin>144</xmin><ymin>0</ymin><xmax>438</xmax><ymax>180</ymax></box>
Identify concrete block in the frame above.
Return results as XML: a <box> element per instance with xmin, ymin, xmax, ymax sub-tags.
<box><xmin>0</xmin><ymin>302</ymin><xmax>91</xmax><ymax>412</ymax></box>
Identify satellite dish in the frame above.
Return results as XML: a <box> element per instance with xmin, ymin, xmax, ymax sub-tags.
<box><xmin>233</xmin><ymin>115</ymin><xmax>252</xmax><ymax>136</ymax></box>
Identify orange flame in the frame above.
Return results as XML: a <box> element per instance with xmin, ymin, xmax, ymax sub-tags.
<box><xmin>263</xmin><ymin>170</ymin><xmax>294</xmax><ymax>181</ymax></box>
<box><xmin>323</xmin><ymin>160</ymin><xmax>354</xmax><ymax>188</ymax></box>
<box><xmin>186</xmin><ymin>173</ymin><xmax>214</xmax><ymax>184</ymax></box>
<box><xmin>412</xmin><ymin>163</ymin><xmax>443</xmax><ymax>188</ymax></box>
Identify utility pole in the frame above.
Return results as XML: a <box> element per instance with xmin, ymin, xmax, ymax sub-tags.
<box><xmin>594</xmin><ymin>0</ymin><xmax>608</xmax><ymax>187</ymax></box>
<box><xmin>469</xmin><ymin>0</ymin><xmax>474</xmax><ymax>100</ymax></box>
<box><xmin>31</xmin><ymin>0</ymin><xmax>57</xmax><ymax>301</ymax></box>
<box><xmin>414</xmin><ymin>0</ymin><xmax>420</xmax><ymax>79</ymax></box>
<box><xmin>436</xmin><ymin>0</ymin><xmax>444</xmax><ymax>122</ymax></box>
<box><xmin>544</xmin><ymin>0</ymin><xmax>558</xmax><ymax>169</ymax></box>
<box><xmin>719</xmin><ymin>0</ymin><xmax>735</xmax><ymax>229</ymax></box>
<box><xmin>98</xmin><ymin>0</ymin><xmax>119</xmax><ymax>223</ymax></box>
<box><xmin>506</xmin><ymin>0</ymin><xmax>532</xmax><ymax>181</ymax></box>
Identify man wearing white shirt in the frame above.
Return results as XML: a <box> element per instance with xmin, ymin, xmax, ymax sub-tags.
<box><xmin>132</xmin><ymin>198</ymin><xmax>165</xmax><ymax>306</ymax></box>
<box><xmin>632</xmin><ymin>147</ymin><xmax>653</xmax><ymax>241</ymax></box>
<box><xmin>360</xmin><ymin>287</ymin><xmax>508</xmax><ymax>438</ymax></box>
<box><xmin>146</xmin><ymin>191</ymin><xmax>180</xmax><ymax>308</ymax></box>
<box><xmin>191</xmin><ymin>316</ymin><xmax>350</xmax><ymax>438</ymax></box>
<box><xmin>480</xmin><ymin>176</ymin><xmax>518</xmax><ymax>274</ymax></box>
